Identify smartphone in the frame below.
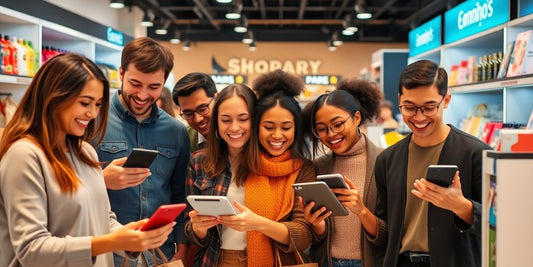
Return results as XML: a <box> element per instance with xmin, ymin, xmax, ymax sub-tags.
<box><xmin>293</xmin><ymin>181</ymin><xmax>348</xmax><ymax>216</ymax></box>
<box><xmin>140</xmin><ymin>203</ymin><xmax>186</xmax><ymax>231</ymax></box>
<box><xmin>123</xmin><ymin>148</ymin><xmax>158</xmax><ymax>168</ymax></box>
<box><xmin>426</xmin><ymin>165</ymin><xmax>458</xmax><ymax>187</ymax></box>
<box><xmin>317</xmin><ymin>173</ymin><xmax>350</xmax><ymax>189</ymax></box>
<box><xmin>186</xmin><ymin>195</ymin><xmax>238</xmax><ymax>217</ymax></box>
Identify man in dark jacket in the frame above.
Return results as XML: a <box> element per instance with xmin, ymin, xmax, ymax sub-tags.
<box><xmin>370</xmin><ymin>60</ymin><xmax>491</xmax><ymax>267</ymax></box>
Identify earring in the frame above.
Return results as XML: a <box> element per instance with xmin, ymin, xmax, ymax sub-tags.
<box><xmin>357</xmin><ymin>127</ymin><xmax>362</xmax><ymax>137</ymax></box>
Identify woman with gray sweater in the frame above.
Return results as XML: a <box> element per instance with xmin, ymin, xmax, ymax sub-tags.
<box><xmin>300</xmin><ymin>78</ymin><xmax>383</xmax><ymax>267</ymax></box>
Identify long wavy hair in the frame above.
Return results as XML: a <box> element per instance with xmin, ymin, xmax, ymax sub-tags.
<box><xmin>0</xmin><ymin>53</ymin><xmax>110</xmax><ymax>194</ymax></box>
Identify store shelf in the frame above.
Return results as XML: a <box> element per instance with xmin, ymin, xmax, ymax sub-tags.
<box><xmin>0</xmin><ymin>74</ymin><xmax>32</xmax><ymax>85</ymax></box>
<box><xmin>450</xmin><ymin>75</ymin><xmax>533</xmax><ymax>93</ymax></box>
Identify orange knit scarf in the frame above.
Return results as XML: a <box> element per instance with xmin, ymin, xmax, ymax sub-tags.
<box><xmin>245</xmin><ymin>150</ymin><xmax>303</xmax><ymax>267</ymax></box>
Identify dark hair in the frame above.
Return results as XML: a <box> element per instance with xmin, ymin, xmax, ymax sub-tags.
<box><xmin>398</xmin><ymin>60</ymin><xmax>448</xmax><ymax>96</ymax></box>
<box><xmin>245</xmin><ymin>70</ymin><xmax>309</xmax><ymax>173</ymax></box>
<box><xmin>172</xmin><ymin>72</ymin><xmax>217</xmax><ymax>106</ymax></box>
<box><xmin>121</xmin><ymin>37</ymin><xmax>174</xmax><ymax>80</ymax></box>
<box><xmin>203</xmin><ymin>83</ymin><xmax>257</xmax><ymax>185</ymax></box>
<box><xmin>0</xmin><ymin>53</ymin><xmax>110</xmax><ymax>193</ymax></box>
<box><xmin>303</xmin><ymin>78</ymin><xmax>382</xmax><ymax>158</ymax></box>
<box><xmin>158</xmin><ymin>87</ymin><xmax>176</xmax><ymax>117</ymax></box>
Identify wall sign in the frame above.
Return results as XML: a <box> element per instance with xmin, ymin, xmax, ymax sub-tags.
<box><xmin>107</xmin><ymin>27</ymin><xmax>124</xmax><ymax>46</ymax></box>
<box><xmin>227</xmin><ymin>58</ymin><xmax>322</xmax><ymax>75</ymax></box>
<box><xmin>210</xmin><ymin>75</ymin><xmax>247</xmax><ymax>84</ymax></box>
<box><xmin>303</xmin><ymin>75</ymin><xmax>340</xmax><ymax>85</ymax></box>
<box><xmin>519</xmin><ymin>0</ymin><xmax>533</xmax><ymax>17</ymax></box>
<box><xmin>444</xmin><ymin>0</ymin><xmax>509</xmax><ymax>44</ymax></box>
<box><xmin>409</xmin><ymin>15</ymin><xmax>442</xmax><ymax>57</ymax></box>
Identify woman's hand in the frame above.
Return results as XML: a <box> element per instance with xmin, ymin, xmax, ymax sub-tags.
<box><xmin>298</xmin><ymin>196</ymin><xmax>330</xmax><ymax>236</ymax></box>
<box><xmin>216</xmin><ymin>201</ymin><xmax>264</xmax><ymax>232</ymax></box>
<box><xmin>189</xmin><ymin>210</ymin><xmax>219</xmax><ymax>240</ymax></box>
<box><xmin>332</xmin><ymin>177</ymin><xmax>366</xmax><ymax>215</ymax></box>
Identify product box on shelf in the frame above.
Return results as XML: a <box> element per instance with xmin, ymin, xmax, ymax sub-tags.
<box><xmin>497</xmin><ymin>41</ymin><xmax>515</xmax><ymax>79</ymax></box>
<box><xmin>499</xmin><ymin>129</ymin><xmax>533</xmax><ymax>152</ymax></box>
<box><xmin>507</xmin><ymin>30</ymin><xmax>533</xmax><ymax>77</ymax></box>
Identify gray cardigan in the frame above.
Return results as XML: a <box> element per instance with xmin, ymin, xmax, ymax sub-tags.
<box><xmin>309</xmin><ymin>134</ymin><xmax>382</xmax><ymax>267</ymax></box>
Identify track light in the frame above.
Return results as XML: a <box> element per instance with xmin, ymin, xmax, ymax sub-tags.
<box><xmin>342</xmin><ymin>14</ymin><xmax>358</xmax><ymax>35</ymax></box>
<box><xmin>242</xmin><ymin>30</ymin><xmax>254</xmax><ymax>44</ymax></box>
<box><xmin>141</xmin><ymin>12</ymin><xmax>154</xmax><ymax>27</ymax></box>
<box><xmin>328</xmin><ymin>40</ymin><xmax>336</xmax><ymax>51</ymax></box>
<box><xmin>155</xmin><ymin>21</ymin><xmax>170</xmax><ymax>35</ymax></box>
<box><xmin>355</xmin><ymin>0</ymin><xmax>372</xmax><ymax>20</ymax></box>
<box><xmin>331</xmin><ymin>32</ymin><xmax>343</xmax><ymax>46</ymax></box>
<box><xmin>225</xmin><ymin>3</ymin><xmax>242</xmax><ymax>19</ymax></box>
<box><xmin>234</xmin><ymin>16</ymin><xmax>248</xmax><ymax>33</ymax></box>
<box><xmin>182</xmin><ymin>40</ymin><xmax>191</xmax><ymax>51</ymax></box>
<box><xmin>109</xmin><ymin>0</ymin><xmax>125</xmax><ymax>9</ymax></box>
<box><xmin>217</xmin><ymin>0</ymin><xmax>232</xmax><ymax>3</ymax></box>
<box><xmin>248</xmin><ymin>41</ymin><xmax>256</xmax><ymax>51</ymax></box>
<box><xmin>170</xmin><ymin>30</ymin><xmax>181</xmax><ymax>44</ymax></box>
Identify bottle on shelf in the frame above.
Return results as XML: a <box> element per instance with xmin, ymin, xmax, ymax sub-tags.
<box><xmin>1</xmin><ymin>35</ymin><xmax>17</xmax><ymax>75</ymax></box>
<box><xmin>12</xmin><ymin>36</ymin><xmax>27</xmax><ymax>76</ymax></box>
<box><xmin>494</xmin><ymin>51</ymin><xmax>502</xmax><ymax>80</ymax></box>
<box><xmin>476</xmin><ymin>56</ymin><xmax>484</xmax><ymax>82</ymax></box>
<box><xmin>22</xmin><ymin>39</ymin><xmax>35</xmax><ymax>77</ymax></box>
<box><xmin>0</xmin><ymin>35</ymin><xmax>4</xmax><ymax>74</ymax></box>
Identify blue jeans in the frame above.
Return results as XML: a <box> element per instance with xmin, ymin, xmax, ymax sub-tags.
<box><xmin>323</xmin><ymin>257</ymin><xmax>362</xmax><ymax>267</ymax></box>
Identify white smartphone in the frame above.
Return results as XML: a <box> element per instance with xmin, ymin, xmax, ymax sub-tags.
<box><xmin>317</xmin><ymin>173</ymin><xmax>350</xmax><ymax>189</ymax></box>
<box><xmin>186</xmin><ymin>195</ymin><xmax>237</xmax><ymax>217</ymax></box>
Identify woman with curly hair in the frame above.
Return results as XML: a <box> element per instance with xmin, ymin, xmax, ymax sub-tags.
<box><xmin>301</xmin><ymin>78</ymin><xmax>383</xmax><ymax>267</ymax></box>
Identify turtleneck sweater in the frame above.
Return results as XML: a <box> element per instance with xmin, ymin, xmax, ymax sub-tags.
<box><xmin>330</xmin><ymin>136</ymin><xmax>367</xmax><ymax>260</ymax></box>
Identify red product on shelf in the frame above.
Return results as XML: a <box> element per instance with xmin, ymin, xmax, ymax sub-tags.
<box><xmin>0</xmin><ymin>34</ymin><xmax>14</xmax><ymax>75</ymax></box>
<box><xmin>3</xmin><ymin>35</ymin><xmax>18</xmax><ymax>75</ymax></box>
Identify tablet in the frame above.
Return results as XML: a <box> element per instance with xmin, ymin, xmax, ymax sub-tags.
<box><xmin>123</xmin><ymin>148</ymin><xmax>158</xmax><ymax>168</ymax></box>
<box><xmin>293</xmin><ymin>181</ymin><xmax>348</xmax><ymax>216</ymax></box>
<box><xmin>140</xmin><ymin>203</ymin><xmax>186</xmax><ymax>231</ymax></box>
<box><xmin>186</xmin><ymin>195</ymin><xmax>238</xmax><ymax>217</ymax></box>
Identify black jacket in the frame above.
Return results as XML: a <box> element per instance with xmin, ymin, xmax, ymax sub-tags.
<box><xmin>371</xmin><ymin>125</ymin><xmax>492</xmax><ymax>267</ymax></box>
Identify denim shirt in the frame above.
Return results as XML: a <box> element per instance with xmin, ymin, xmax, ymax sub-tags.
<box><xmin>95</xmin><ymin>92</ymin><xmax>190</xmax><ymax>266</ymax></box>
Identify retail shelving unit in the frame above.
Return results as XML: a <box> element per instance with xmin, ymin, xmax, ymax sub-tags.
<box><xmin>371</xmin><ymin>49</ymin><xmax>409</xmax><ymax>112</ymax></box>
<box><xmin>409</xmin><ymin>10</ymin><xmax>533</xmax><ymax>128</ymax></box>
<box><xmin>0</xmin><ymin>6</ymin><xmax>123</xmax><ymax>101</ymax></box>
<box><xmin>481</xmin><ymin>151</ymin><xmax>533</xmax><ymax>267</ymax></box>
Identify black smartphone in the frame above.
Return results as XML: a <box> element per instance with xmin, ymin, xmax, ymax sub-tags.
<box><xmin>122</xmin><ymin>148</ymin><xmax>158</xmax><ymax>168</ymax></box>
<box><xmin>317</xmin><ymin>173</ymin><xmax>350</xmax><ymax>189</ymax></box>
<box><xmin>426</xmin><ymin>165</ymin><xmax>458</xmax><ymax>187</ymax></box>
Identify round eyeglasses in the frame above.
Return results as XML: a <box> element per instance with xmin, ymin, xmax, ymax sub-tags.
<box><xmin>312</xmin><ymin>117</ymin><xmax>349</xmax><ymax>138</ymax></box>
<box><xmin>180</xmin><ymin>98</ymin><xmax>214</xmax><ymax>120</ymax></box>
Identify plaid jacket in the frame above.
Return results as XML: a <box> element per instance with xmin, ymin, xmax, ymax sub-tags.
<box><xmin>184</xmin><ymin>150</ymin><xmax>316</xmax><ymax>267</ymax></box>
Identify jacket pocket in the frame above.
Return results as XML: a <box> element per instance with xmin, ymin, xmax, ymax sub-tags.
<box><xmin>155</xmin><ymin>145</ymin><xmax>178</xmax><ymax>177</ymax></box>
<box><xmin>98</xmin><ymin>141</ymin><xmax>129</xmax><ymax>165</ymax></box>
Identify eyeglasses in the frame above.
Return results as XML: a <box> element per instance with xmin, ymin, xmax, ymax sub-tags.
<box><xmin>180</xmin><ymin>98</ymin><xmax>214</xmax><ymax>120</ymax></box>
<box><xmin>398</xmin><ymin>97</ymin><xmax>445</xmax><ymax>117</ymax></box>
<box><xmin>312</xmin><ymin>117</ymin><xmax>350</xmax><ymax>138</ymax></box>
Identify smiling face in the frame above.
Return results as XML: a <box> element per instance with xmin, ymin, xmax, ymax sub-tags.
<box><xmin>258</xmin><ymin>104</ymin><xmax>295</xmax><ymax>157</ymax></box>
<box><xmin>314</xmin><ymin>104</ymin><xmax>360</xmax><ymax>155</ymax></box>
<box><xmin>399</xmin><ymin>84</ymin><xmax>451</xmax><ymax>146</ymax></box>
<box><xmin>57</xmin><ymin>78</ymin><xmax>104</xmax><ymax>149</ymax></box>
<box><xmin>217</xmin><ymin>95</ymin><xmax>252</xmax><ymax>157</ymax></box>
<box><xmin>119</xmin><ymin>64</ymin><xmax>165</xmax><ymax>121</ymax></box>
<box><xmin>177</xmin><ymin>89</ymin><xmax>215</xmax><ymax>137</ymax></box>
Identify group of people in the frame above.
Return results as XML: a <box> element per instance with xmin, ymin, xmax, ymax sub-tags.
<box><xmin>0</xmin><ymin>36</ymin><xmax>491</xmax><ymax>267</ymax></box>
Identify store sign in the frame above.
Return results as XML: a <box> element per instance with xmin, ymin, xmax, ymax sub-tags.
<box><xmin>227</xmin><ymin>58</ymin><xmax>322</xmax><ymax>75</ymax></box>
<box><xmin>210</xmin><ymin>74</ymin><xmax>247</xmax><ymax>84</ymax></box>
<box><xmin>444</xmin><ymin>0</ymin><xmax>509</xmax><ymax>44</ymax></box>
<box><xmin>409</xmin><ymin>15</ymin><xmax>441</xmax><ymax>57</ymax></box>
<box><xmin>303</xmin><ymin>75</ymin><xmax>340</xmax><ymax>85</ymax></box>
<box><xmin>519</xmin><ymin>0</ymin><xmax>533</xmax><ymax>17</ymax></box>
<box><xmin>107</xmin><ymin>27</ymin><xmax>124</xmax><ymax>46</ymax></box>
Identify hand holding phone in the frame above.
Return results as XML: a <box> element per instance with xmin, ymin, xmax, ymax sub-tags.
<box><xmin>140</xmin><ymin>204</ymin><xmax>186</xmax><ymax>231</ymax></box>
<box><xmin>123</xmin><ymin>148</ymin><xmax>158</xmax><ymax>168</ymax></box>
<box><xmin>426</xmin><ymin>165</ymin><xmax>458</xmax><ymax>187</ymax></box>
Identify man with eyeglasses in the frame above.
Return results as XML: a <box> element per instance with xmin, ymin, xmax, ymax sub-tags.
<box><xmin>370</xmin><ymin>60</ymin><xmax>491</xmax><ymax>267</ymax></box>
<box><xmin>172</xmin><ymin>72</ymin><xmax>217</xmax><ymax>152</ymax></box>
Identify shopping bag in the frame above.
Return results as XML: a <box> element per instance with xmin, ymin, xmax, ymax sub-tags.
<box><xmin>462</xmin><ymin>103</ymin><xmax>490</xmax><ymax>138</ymax></box>
<box><xmin>150</xmin><ymin>248</ymin><xmax>184</xmax><ymax>267</ymax></box>
<box><xmin>275</xmin><ymin>247</ymin><xmax>318</xmax><ymax>267</ymax></box>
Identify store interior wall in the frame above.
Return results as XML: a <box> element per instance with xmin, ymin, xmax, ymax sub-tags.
<box><xmin>163</xmin><ymin>41</ymin><xmax>407</xmax><ymax>93</ymax></box>
<box><xmin>44</xmin><ymin>0</ymin><xmax>144</xmax><ymax>37</ymax></box>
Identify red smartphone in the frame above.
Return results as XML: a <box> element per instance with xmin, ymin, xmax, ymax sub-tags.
<box><xmin>139</xmin><ymin>203</ymin><xmax>186</xmax><ymax>231</ymax></box>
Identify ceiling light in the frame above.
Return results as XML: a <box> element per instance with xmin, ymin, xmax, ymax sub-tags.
<box><xmin>242</xmin><ymin>30</ymin><xmax>254</xmax><ymax>44</ymax></box>
<box><xmin>248</xmin><ymin>41</ymin><xmax>256</xmax><ymax>51</ymax></box>
<box><xmin>170</xmin><ymin>30</ymin><xmax>181</xmax><ymax>44</ymax></box>
<box><xmin>355</xmin><ymin>1</ymin><xmax>372</xmax><ymax>20</ymax></box>
<box><xmin>140</xmin><ymin>12</ymin><xmax>153</xmax><ymax>27</ymax></box>
<box><xmin>155</xmin><ymin>21</ymin><xmax>170</xmax><ymax>35</ymax></box>
<box><xmin>342</xmin><ymin>28</ymin><xmax>355</xmax><ymax>36</ymax></box>
<box><xmin>234</xmin><ymin>16</ymin><xmax>248</xmax><ymax>33</ymax></box>
<box><xmin>182</xmin><ymin>40</ymin><xmax>191</xmax><ymax>51</ymax></box>
<box><xmin>328</xmin><ymin>40</ymin><xmax>336</xmax><ymax>51</ymax></box>
<box><xmin>217</xmin><ymin>0</ymin><xmax>233</xmax><ymax>3</ymax></box>
<box><xmin>343</xmin><ymin>14</ymin><xmax>358</xmax><ymax>33</ymax></box>
<box><xmin>225</xmin><ymin>4</ymin><xmax>242</xmax><ymax>19</ymax></box>
<box><xmin>109</xmin><ymin>0</ymin><xmax>124</xmax><ymax>9</ymax></box>
<box><xmin>331</xmin><ymin>32</ymin><xmax>343</xmax><ymax>46</ymax></box>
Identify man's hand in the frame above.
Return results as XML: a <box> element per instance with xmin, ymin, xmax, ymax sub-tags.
<box><xmin>102</xmin><ymin>157</ymin><xmax>151</xmax><ymax>190</ymax></box>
